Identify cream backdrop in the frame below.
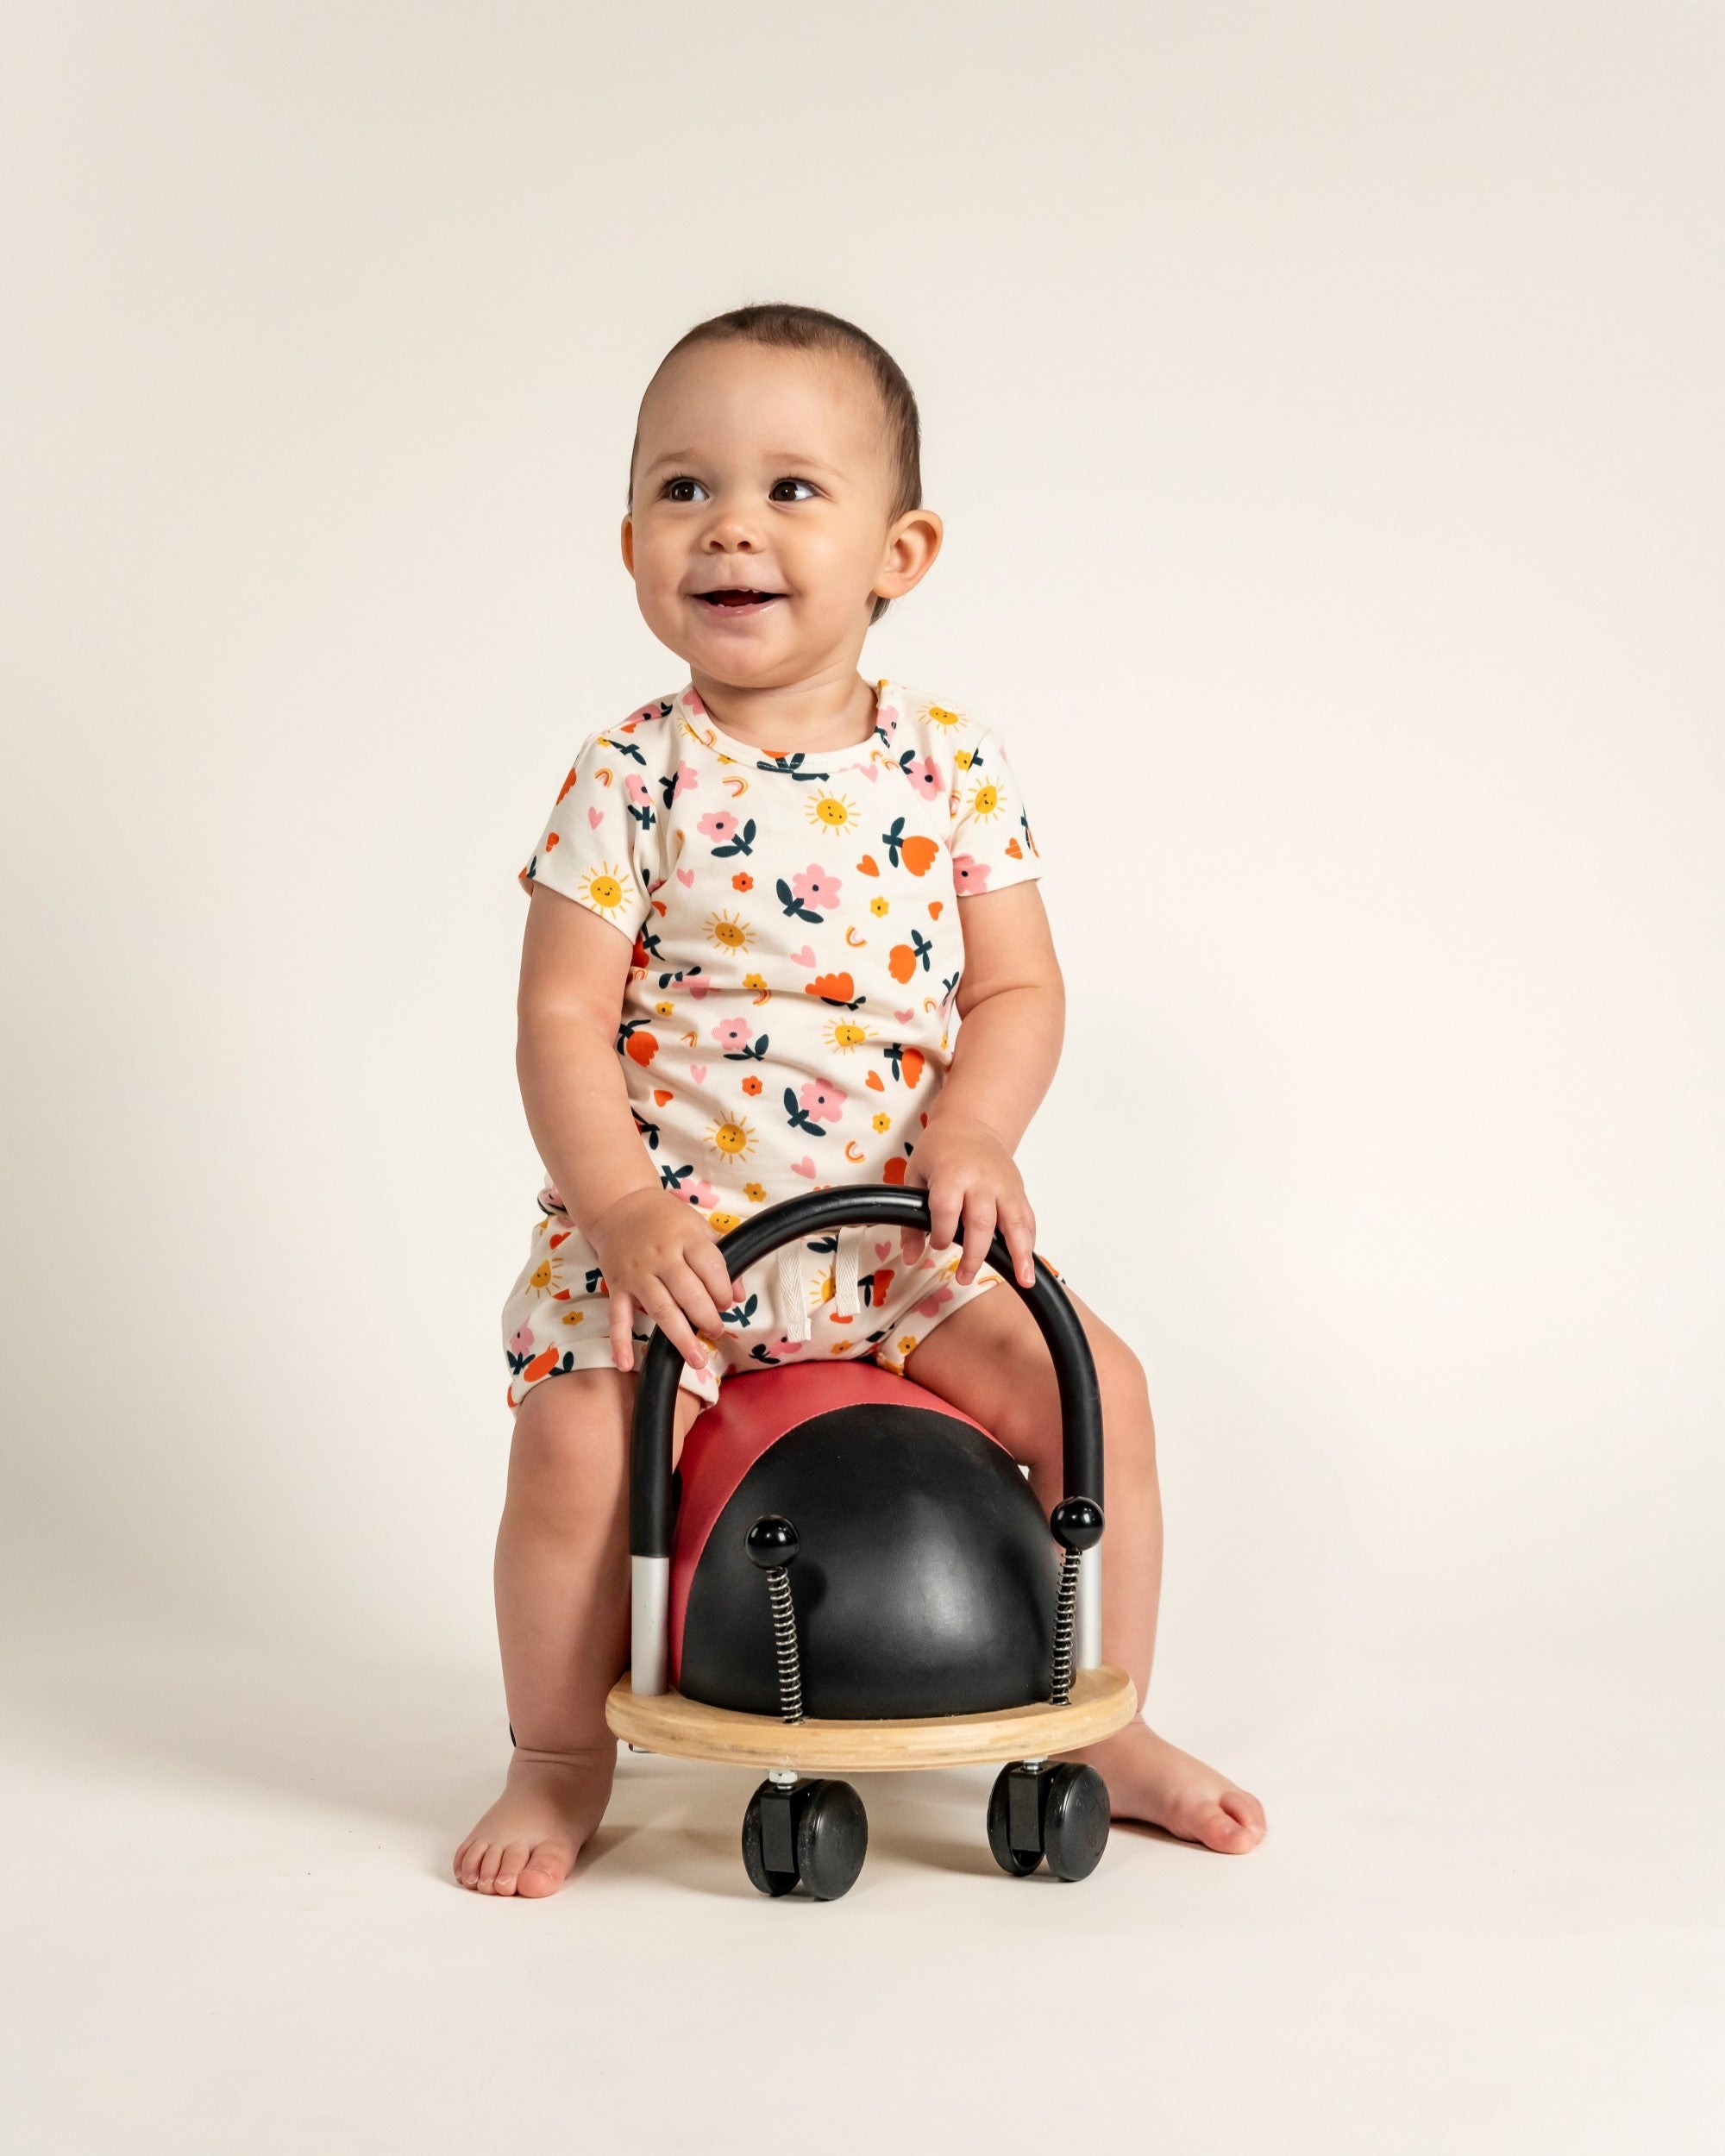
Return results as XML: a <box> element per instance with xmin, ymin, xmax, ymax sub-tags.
<box><xmin>4</xmin><ymin>3</ymin><xmax>1720</xmax><ymax>1783</ymax></box>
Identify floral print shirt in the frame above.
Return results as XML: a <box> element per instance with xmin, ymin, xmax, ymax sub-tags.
<box><xmin>517</xmin><ymin>680</ymin><xmax>1040</xmax><ymax>1234</ymax></box>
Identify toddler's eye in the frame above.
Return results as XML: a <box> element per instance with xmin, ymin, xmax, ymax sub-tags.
<box><xmin>768</xmin><ymin>477</ymin><xmax>817</xmax><ymax>503</ymax></box>
<box><xmin>662</xmin><ymin>476</ymin><xmax>708</xmax><ymax>504</ymax></box>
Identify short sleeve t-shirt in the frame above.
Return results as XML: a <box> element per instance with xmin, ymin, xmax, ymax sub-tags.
<box><xmin>518</xmin><ymin>680</ymin><xmax>1040</xmax><ymax>1233</ymax></box>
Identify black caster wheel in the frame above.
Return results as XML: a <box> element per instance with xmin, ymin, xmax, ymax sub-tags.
<box><xmin>742</xmin><ymin>1777</ymin><xmax>868</xmax><ymax>1899</ymax></box>
<box><xmin>1043</xmin><ymin>1762</ymin><xmax>1110</xmax><ymax>1881</ymax></box>
<box><xmin>987</xmin><ymin>1761</ymin><xmax>1111</xmax><ymax>1881</ymax></box>
<box><xmin>796</xmin><ymin>1779</ymin><xmax>868</xmax><ymax>1901</ymax></box>
<box><xmin>987</xmin><ymin>1764</ymin><xmax>1044</xmax><ymax>1875</ymax></box>
<box><xmin>741</xmin><ymin>1783</ymin><xmax>800</xmax><ymax>1896</ymax></box>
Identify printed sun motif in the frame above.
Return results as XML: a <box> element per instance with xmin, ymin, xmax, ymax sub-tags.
<box><xmin>808</xmin><ymin>791</ymin><xmax>857</xmax><ymax>833</ymax></box>
<box><xmin>580</xmin><ymin>864</ymin><xmax>631</xmax><ymax>914</ymax></box>
<box><xmin>706</xmin><ymin>1113</ymin><xmax>758</xmax><ymax>1161</ymax></box>
<box><xmin>825</xmin><ymin>1018</ymin><xmax>875</xmax><ymax>1054</ymax></box>
<box><xmin>706</xmin><ymin>910</ymin><xmax>754</xmax><ymax>954</ymax></box>
<box><xmin>925</xmin><ymin>705</ymin><xmax>963</xmax><ymax>730</ymax></box>
<box><xmin>967</xmin><ymin>779</ymin><xmax>1003</xmax><ymax>819</ymax></box>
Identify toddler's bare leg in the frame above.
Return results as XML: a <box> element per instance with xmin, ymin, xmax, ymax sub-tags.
<box><xmin>454</xmin><ymin>1367</ymin><xmax>699</xmax><ymax>1897</ymax></box>
<box><xmin>906</xmin><ymin>1288</ymin><xmax>1266</xmax><ymax>1854</ymax></box>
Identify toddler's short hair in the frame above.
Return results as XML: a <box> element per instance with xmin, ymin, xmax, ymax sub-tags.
<box><xmin>634</xmin><ymin>303</ymin><xmax>922</xmax><ymax>624</ymax></box>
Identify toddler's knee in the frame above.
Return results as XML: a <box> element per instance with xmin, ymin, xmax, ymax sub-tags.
<box><xmin>1091</xmin><ymin>1328</ymin><xmax>1155</xmax><ymax>1456</ymax></box>
<box><xmin>507</xmin><ymin>1370</ymin><xmax>630</xmax><ymax>1504</ymax></box>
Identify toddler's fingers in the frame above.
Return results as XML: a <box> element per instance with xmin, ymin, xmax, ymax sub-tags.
<box><xmin>957</xmin><ymin>1194</ymin><xmax>998</xmax><ymax>1286</ymax></box>
<box><xmin>687</xmin><ymin>1235</ymin><xmax>740</xmax><ymax>1319</ymax></box>
<box><xmin>608</xmin><ymin>1288</ymin><xmax>636</xmax><ymax>1373</ymax></box>
<box><xmin>900</xmin><ymin>1161</ymin><xmax>929</xmax><ymax>1265</ymax></box>
<box><xmin>926</xmin><ymin>1179</ymin><xmax>964</xmax><ymax>1259</ymax></box>
<box><xmin>666</xmin><ymin>1259</ymin><xmax>728</xmax><ymax>1346</ymax></box>
<box><xmin>1000</xmin><ymin>1200</ymin><xmax>1038</xmax><ymax>1288</ymax></box>
<box><xmin>635</xmin><ymin>1279</ymin><xmax>709</xmax><ymax>1372</ymax></box>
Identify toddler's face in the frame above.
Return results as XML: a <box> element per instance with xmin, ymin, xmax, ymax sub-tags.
<box><xmin>624</xmin><ymin>341</ymin><xmax>938</xmax><ymax>691</ymax></box>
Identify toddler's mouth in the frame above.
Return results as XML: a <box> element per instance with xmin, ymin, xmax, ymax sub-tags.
<box><xmin>695</xmin><ymin>588</ymin><xmax>784</xmax><ymax>612</ymax></box>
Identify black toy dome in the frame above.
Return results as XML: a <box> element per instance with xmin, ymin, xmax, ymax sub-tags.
<box><xmin>668</xmin><ymin>1363</ymin><xmax>1057</xmax><ymax>1720</ymax></box>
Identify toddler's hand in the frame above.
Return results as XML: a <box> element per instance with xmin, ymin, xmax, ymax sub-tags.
<box><xmin>586</xmin><ymin>1187</ymin><xmax>742</xmax><ymax>1374</ymax></box>
<box><xmin>903</xmin><ymin>1119</ymin><xmax>1038</xmax><ymax>1290</ymax></box>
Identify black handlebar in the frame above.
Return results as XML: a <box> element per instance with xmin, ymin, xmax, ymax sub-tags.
<box><xmin>629</xmin><ymin>1186</ymin><xmax>1104</xmax><ymax>1559</ymax></box>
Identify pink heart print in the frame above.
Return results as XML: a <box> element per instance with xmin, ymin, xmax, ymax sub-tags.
<box><xmin>874</xmin><ymin>1240</ymin><xmax>893</xmax><ymax>1261</ymax></box>
<box><xmin>687</xmin><ymin>979</ymin><xmax>710</xmax><ymax>1000</ymax></box>
<box><xmin>791</xmin><ymin>1156</ymin><xmax>817</xmax><ymax>1178</ymax></box>
<box><xmin>791</xmin><ymin>945</ymin><xmax>817</xmax><ymax>968</ymax></box>
<box><xmin>587</xmin><ymin>806</ymin><xmax>604</xmax><ymax>829</ymax></box>
<box><xmin>895</xmin><ymin>1008</ymin><xmax>915</xmax><ymax>1024</ymax></box>
<box><xmin>688</xmin><ymin>1064</ymin><xmax>707</xmax><ymax>1084</ymax></box>
<box><xmin>677</xmin><ymin>868</ymin><xmax>695</xmax><ymax>887</ymax></box>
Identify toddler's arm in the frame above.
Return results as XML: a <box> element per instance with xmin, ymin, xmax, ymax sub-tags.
<box><xmin>905</xmin><ymin>881</ymin><xmax>1064</xmax><ymax>1289</ymax></box>
<box><xmin>517</xmin><ymin>886</ymin><xmax>739</xmax><ymax>1371</ymax></box>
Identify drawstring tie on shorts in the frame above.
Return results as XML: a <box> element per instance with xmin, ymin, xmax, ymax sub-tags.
<box><xmin>773</xmin><ymin>1226</ymin><xmax>864</xmax><ymax>1342</ymax></box>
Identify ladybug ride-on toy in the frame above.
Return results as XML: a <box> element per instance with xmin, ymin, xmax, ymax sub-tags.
<box><xmin>605</xmin><ymin>1187</ymin><xmax>1138</xmax><ymax>1900</ymax></box>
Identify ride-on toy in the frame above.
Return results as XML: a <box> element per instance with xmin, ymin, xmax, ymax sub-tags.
<box><xmin>605</xmin><ymin>1187</ymin><xmax>1138</xmax><ymax>1899</ymax></box>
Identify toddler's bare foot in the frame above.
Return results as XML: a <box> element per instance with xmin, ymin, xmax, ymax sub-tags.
<box><xmin>453</xmin><ymin>1742</ymin><xmax>616</xmax><ymax>1897</ymax></box>
<box><xmin>1063</xmin><ymin>1720</ymin><xmax>1266</xmax><ymax>1854</ymax></box>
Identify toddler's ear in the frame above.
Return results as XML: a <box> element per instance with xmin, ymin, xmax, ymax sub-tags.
<box><xmin>620</xmin><ymin>516</ymin><xmax>637</xmax><ymax>576</ymax></box>
<box><xmin>875</xmin><ymin>507</ymin><xmax>944</xmax><ymax>606</ymax></box>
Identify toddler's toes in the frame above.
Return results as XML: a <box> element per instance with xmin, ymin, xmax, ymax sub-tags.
<box><xmin>453</xmin><ymin>1838</ymin><xmax>486</xmax><ymax>1890</ymax></box>
<box><xmin>475</xmin><ymin>1840</ymin><xmax>511</xmax><ymax>1894</ymax></box>
<box><xmin>514</xmin><ymin>1840</ymin><xmax>574</xmax><ymax>1898</ymax></box>
<box><xmin>488</xmin><ymin>1839</ymin><xmax>536</xmax><ymax>1896</ymax></box>
<box><xmin>1191</xmin><ymin>1791</ymin><xmax>1266</xmax><ymax>1854</ymax></box>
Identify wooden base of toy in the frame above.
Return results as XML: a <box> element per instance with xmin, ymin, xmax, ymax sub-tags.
<box><xmin>606</xmin><ymin>1664</ymin><xmax>1138</xmax><ymax>1773</ymax></box>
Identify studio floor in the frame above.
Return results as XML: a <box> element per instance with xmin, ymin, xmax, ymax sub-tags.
<box><xmin>2</xmin><ymin>1631</ymin><xmax>1718</xmax><ymax>2155</ymax></box>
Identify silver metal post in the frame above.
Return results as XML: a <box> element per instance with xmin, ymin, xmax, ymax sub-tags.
<box><xmin>630</xmin><ymin>1555</ymin><xmax>670</xmax><ymax>1695</ymax></box>
<box><xmin>1076</xmin><ymin>1550</ymin><xmax>1103</xmax><ymax>1670</ymax></box>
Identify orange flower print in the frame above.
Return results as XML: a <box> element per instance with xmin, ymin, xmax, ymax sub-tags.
<box><xmin>732</xmin><ymin>871</ymin><xmax>754</xmax><ymax>892</ymax></box>
<box><xmin>742</xmin><ymin>1074</ymin><xmax>763</xmax><ymax>1095</ymax></box>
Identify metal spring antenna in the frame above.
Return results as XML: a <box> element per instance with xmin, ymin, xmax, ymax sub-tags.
<box><xmin>745</xmin><ymin>1514</ymin><xmax>806</xmax><ymax>1726</ymax></box>
<box><xmin>1049</xmin><ymin>1548</ymin><xmax>1082</xmax><ymax>1707</ymax></box>
<box><xmin>764</xmin><ymin>1566</ymin><xmax>804</xmax><ymax>1723</ymax></box>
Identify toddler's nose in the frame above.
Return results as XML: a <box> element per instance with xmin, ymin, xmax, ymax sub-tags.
<box><xmin>702</xmin><ymin>505</ymin><xmax>762</xmax><ymax>552</ymax></box>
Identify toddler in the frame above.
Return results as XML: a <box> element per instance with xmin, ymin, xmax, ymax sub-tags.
<box><xmin>456</xmin><ymin>304</ymin><xmax>1266</xmax><ymax>1895</ymax></box>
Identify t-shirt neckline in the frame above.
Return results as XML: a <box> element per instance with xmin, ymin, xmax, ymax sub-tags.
<box><xmin>679</xmin><ymin>680</ymin><xmax>895</xmax><ymax>773</ymax></box>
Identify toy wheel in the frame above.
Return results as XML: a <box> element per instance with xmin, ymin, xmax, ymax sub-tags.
<box><xmin>986</xmin><ymin>1764</ymin><xmax>1044</xmax><ymax>1876</ymax></box>
<box><xmin>1042</xmin><ymin>1762</ymin><xmax>1110</xmax><ymax>1882</ymax></box>
<box><xmin>794</xmin><ymin>1779</ymin><xmax>868</xmax><ymax>1901</ymax></box>
<box><xmin>741</xmin><ymin>1786</ymin><xmax>799</xmax><ymax>1896</ymax></box>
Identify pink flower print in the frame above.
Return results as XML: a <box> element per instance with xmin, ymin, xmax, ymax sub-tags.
<box><xmin>625</xmin><ymin>773</ymin><xmax>653</xmax><ymax>809</ymax></box>
<box><xmin>711</xmin><ymin>1017</ymin><xmax>756</xmax><ymax>1052</ymax></box>
<box><xmin>672</xmin><ymin>761</ymin><xmax>699</xmax><ymax>800</ymax></box>
<box><xmin>951</xmin><ymin>851</ymin><xmax>992</xmax><ymax>895</ymax></box>
<box><xmin>904</xmin><ymin>755</ymin><xmax>942</xmax><ymax>801</ymax></box>
<box><xmin>799</xmin><ymin>1081</ymin><xmax>846</xmax><ymax>1125</ymax></box>
<box><xmin>683</xmin><ymin>1177</ymin><xmax>718</xmax><ymax>1212</ymax></box>
<box><xmin>698</xmin><ymin>810</ymin><xmax>737</xmax><ymax>843</ymax></box>
<box><xmin>918</xmin><ymin>1283</ymin><xmax>955</xmax><ymax>1319</ymax></box>
<box><xmin>508</xmin><ymin>1324</ymin><xmax>536</xmax><ymax>1357</ymax></box>
<box><xmin>791</xmin><ymin>864</ymin><xmax>842</xmax><ymax>911</ymax></box>
<box><xmin>768</xmin><ymin>1336</ymin><xmax>808</xmax><ymax>1360</ymax></box>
